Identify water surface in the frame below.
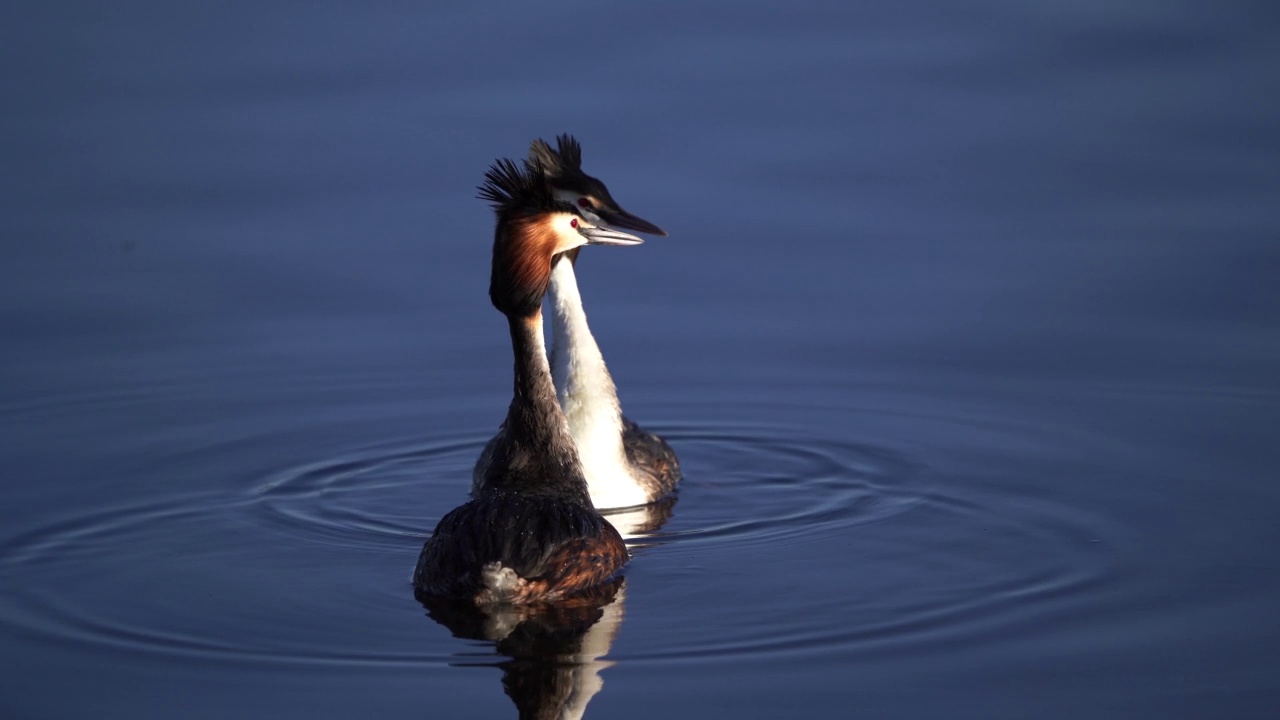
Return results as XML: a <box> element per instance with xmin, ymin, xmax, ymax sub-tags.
<box><xmin>2</xmin><ymin>2</ymin><xmax>1278</xmax><ymax>718</ymax></box>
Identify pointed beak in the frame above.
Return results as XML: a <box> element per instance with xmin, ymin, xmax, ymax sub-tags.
<box><xmin>580</xmin><ymin>224</ymin><xmax>645</xmax><ymax>246</ymax></box>
<box><xmin>598</xmin><ymin>207</ymin><xmax>668</xmax><ymax>237</ymax></box>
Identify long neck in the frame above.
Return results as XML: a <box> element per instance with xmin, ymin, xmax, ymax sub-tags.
<box><xmin>547</xmin><ymin>256</ymin><xmax>622</xmax><ymax>415</ymax></box>
<box><xmin>489</xmin><ymin>310</ymin><xmax>591</xmax><ymax>501</ymax></box>
<box><xmin>546</xmin><ymin>255</ymin><xmax>642</xmax><ymax>510</ymax></box>
<box><xmin>548</xmin><ymin>256</ymin><xmax>625</xmax><ymax>438</ymax></box>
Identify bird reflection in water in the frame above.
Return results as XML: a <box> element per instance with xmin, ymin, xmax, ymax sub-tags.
<box><xmin>417</xmin><ymin>498</ymin><xmax>675</xmax><ymax>720</ymax></box>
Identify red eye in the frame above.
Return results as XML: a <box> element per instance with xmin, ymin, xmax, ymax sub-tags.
<box><xmin>577</xmin><ymin>198</ymin><xmax>590</xmax><ymax>208</ymax></box>
<box><xmin>570</xmin><ymin>218</ymin><xmax>579</xmax><ymax>228</ymax></box>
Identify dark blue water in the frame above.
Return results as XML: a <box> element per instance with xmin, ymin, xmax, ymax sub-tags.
<box><xmin>3</xmin><ymin>2</ymin><xmax>1278</xmax><ymax>718</ymax></box>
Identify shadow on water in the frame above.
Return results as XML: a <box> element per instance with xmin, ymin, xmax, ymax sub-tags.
<box><xmin>422</xmin><ymin>580</ymin><xmax>627</xmax><ymax>720</ymax></box>
<box><xmin>416</xmin><ymin>501</ymin><xmax>675</xmax><ymax>720</ymax></box>
<box><xmin>599</xmin><ymin>494</ymin><xmax>679</xmax><ymax>543</ymax></box>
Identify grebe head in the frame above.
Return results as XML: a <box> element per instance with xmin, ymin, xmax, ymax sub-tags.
<box><xmin>528</xmin><ymin>134</ymin><xmax>668</xmax><ymax>238</ymax></box>
<box><xmin>478</xmin><ymin>157</ymin><xmax>644</xmax><ymax>317</ymax></box>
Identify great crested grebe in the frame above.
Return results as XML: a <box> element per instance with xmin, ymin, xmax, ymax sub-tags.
<box><xmin>413</xmin><ymin>157</ymin><xmax>642</xmax><ymax>604</ymax></box>
<box><xmin>474</xmin><ymin>134</ymin><xmax>681</xmax><ymax>511</ymax></box>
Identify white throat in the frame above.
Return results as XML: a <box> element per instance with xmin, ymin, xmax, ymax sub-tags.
<box><xmin>548</xmin><ymin>256</ymin><xmax>649</xmax><ymax>509</ymax></box>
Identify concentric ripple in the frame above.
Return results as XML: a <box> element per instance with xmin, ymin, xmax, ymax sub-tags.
<box><xmin>243</xmin><ymin>425</ymin><xmax>925</xmax><ymax>551</ymax></box>
<box><xmin>248</xmin><ymin>436</ymin><xmax>484</xmax><ymax>551</ymax></box>
<box><xmin>635</xmin><ymin>427</ymin><xmax>927</xmax><ymax>550</ymax></box>
<box><xmin>0</xmin><ymin>400</ymin><xmax>1122</xmax><ymax>668</ymax></box>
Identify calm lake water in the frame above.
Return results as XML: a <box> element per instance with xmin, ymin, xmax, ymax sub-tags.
<box><xmin>2</xmin><ymin>2</ymin><xmax>1278</xmax><ymax>718</ymax></box>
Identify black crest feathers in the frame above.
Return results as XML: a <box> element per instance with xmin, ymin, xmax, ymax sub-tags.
<box><xmin>555</xmin><ymin>134</ymin><xmax>582</xmax><ymax>169</ymax></box>
<box><xmin>477</xmin><ymin>157</ymin><xmax>554</xmax><ymax>213</ymax></box>
<box><xmin>527</xmin><ymin>133</ymin><xmax>583</xmax><ymax>179</ymax></box>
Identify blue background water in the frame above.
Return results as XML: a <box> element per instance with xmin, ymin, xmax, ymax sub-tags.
<box><xmin>2</xmin><ymin>2</ymin><xmax>1278</xmax><ymax>718</ymax></box>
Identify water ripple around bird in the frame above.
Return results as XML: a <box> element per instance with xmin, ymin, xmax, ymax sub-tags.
<box><xmin>0</xmin><ymin>399</ymin><xmax>1120</xmax><ymax>668</ymax></box>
